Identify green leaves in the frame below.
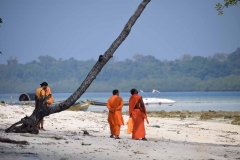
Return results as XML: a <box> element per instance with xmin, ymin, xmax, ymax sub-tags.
<box><xmin>216</xmin><ymin>0</ymin><xmax>240</xmax><ymax>15</ymax></box>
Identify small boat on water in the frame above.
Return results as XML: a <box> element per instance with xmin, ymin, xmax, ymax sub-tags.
<box><xmin>140</xmin><ymin>90</ymin><xmax>176</xmax><ymax>105</ymax></box>
<box><xmin>17</xmin><ymin>93</ymin><xmax>90</xmax><ymax>111</ymax></box>
<box><xmin>87</xmin><ymin>99</ymin><xmax>129</xmax><ymax>106</ymax></box>
<box><xmin>143</xmin><ymin>98</ymin><xmax>176</xmax><ymax>105</ymax></box>
<box><xmin>67</xmin><ymin>100</ymin><xmax>90</xmax><ymax>111</ymax></box>
<box><xmin>87</xmin><ymin>89</ymin><xmax>176</xmax><ymax>106</ymax></box>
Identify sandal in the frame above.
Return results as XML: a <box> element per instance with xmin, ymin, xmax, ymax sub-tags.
<box><xmin>110</xmin><ymin>135</ymin><xmax>114</xmax><ymax>138</ymax></box>
<box><xmin>142</xmin><ymin>138</ymin><xmax>147</xmax><ymax>141</ymax></box>
<box><xmin>115</xmin><ymin>136</ymin><xmax>121</xmax><ymax>139</ymax></box>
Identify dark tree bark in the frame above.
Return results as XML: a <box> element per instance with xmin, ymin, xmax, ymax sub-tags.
<box><xmin>0</xmin><ymin>137</ymin><xmax>29</xmax><ymax>145</ymax></box>
<box><xmin>5</xmin><ymin>0</ymin><xmax>151</xmax><ymax>134</ymax></box>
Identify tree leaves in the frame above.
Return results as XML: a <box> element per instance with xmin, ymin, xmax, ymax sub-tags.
<box><xmin>216</xmin><ymin>0</ymin><xmax>240</xmax><ymax>15</ymax></box>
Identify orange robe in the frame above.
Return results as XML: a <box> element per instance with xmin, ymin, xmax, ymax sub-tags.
<box><xmin>45</xmin><ymin>87</ymin><xmax>53</xmax><ymax>106</ymax></box>
<box><xmin>129</xmin><ymin>94</ymin><xmax>149</xmax><ymax>139</ymax></box>
<box><xmin>107</xmin><ymin>95</ymin><xmax>124</xmax><ymax>136</ymax></box>
<box><xmin>126</xmin><ymin>117</ymin><xmax>133</xmax><ymax>134</ymax></box>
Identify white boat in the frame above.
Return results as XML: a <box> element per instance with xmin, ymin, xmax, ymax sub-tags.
<box><xmin>143</xmin><ymin>97</ymin><xmax>176</xmax><ymax>105</ymax></box>
<box><xmin>140</xmin><ymin>90</ymin><xmax>176</xmax><ymax>105</ymax></box>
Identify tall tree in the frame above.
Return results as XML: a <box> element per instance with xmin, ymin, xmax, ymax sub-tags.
<box><xmin>5</xmin><ymin>0</ymin><xmax>151</xmax><ymax>134</ymax></box>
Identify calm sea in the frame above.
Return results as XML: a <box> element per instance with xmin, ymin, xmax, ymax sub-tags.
<box><xmin>0</xmin><ymin>92</ymin><xmax>239</xmax><ymax>112</ymax></box>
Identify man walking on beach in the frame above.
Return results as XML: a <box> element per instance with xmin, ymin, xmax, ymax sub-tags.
<box><xmin>129</xmin><ymin>88</ymin><xmax>149</xmax><ymax>141</ymax></box>
<box><xmin>107</xmin><ymin>89</ymin><xmax>124</xmax><ymax>139</ymax></box>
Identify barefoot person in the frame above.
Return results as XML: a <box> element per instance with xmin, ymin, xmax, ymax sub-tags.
<box><xmin>35</xmin><ymin>82</ymin><xmax>53</xmax><ymax>131</ymax></box>
<box><xmin>129</xmin><ymin>88</ymin><xmax>149</xmax><ymax>141</ymax></box>
<box><xmin>36</xmin><ymin>82</ymin><xmax>47</xmax><ymax>130</ymax></box>
<box><xmin>107</xmin><ymin>89</ymin><xmax>124</xmax><ymax>139</ymax></box>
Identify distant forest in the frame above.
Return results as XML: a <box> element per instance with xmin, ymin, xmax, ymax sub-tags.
<box><xmin>1</xmin><ymin>48</ymin><xmax>240</xmax><ymax>93</ymax></box>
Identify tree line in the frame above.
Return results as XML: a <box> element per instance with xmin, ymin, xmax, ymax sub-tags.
<box><xmin>1</xmin><ymin>48</ymin><xmax>240</xmax><ymax>93</ymax></box>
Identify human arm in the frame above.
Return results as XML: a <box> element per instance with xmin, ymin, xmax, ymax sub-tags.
<box><xmin>107</xmin><ymin>100</ymin><xmax>115</xmax><ymax>113</ymax></box>
<box><xmin>115</xmin><ymin>97</ymin><xmax>124</xmax><ymax>111</ymax></box>
<box><xmin>40</xmin><ymin>89</ymin><xmax>46</xmax><ymax>98</ymax></box>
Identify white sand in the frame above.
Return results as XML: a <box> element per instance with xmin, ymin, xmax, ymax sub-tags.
<box><xmin>0</xmin><ymin>104</ymin><xmax>240</xmax><ymax>160</ymax></box>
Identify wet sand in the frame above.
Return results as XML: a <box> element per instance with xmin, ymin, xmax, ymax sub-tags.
<box><xmin>0</xmin><ymin>104</ymin><xmax>240</xmax><ymax>160</ymax></box>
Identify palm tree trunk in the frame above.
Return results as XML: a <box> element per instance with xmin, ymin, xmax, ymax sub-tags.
<box><xmin>5</xmin><ymin>0</ymin><xmax>151</xmax><ymax>134</ymax></box>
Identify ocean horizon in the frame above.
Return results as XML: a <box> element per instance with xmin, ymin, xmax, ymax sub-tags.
<box><xmin>1</xmin><ymin>91</ymin><xmax>240</xmax><ymax>112</ymax></box>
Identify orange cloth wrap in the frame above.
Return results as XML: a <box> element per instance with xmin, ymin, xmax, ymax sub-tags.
<box><xmin>129</xmin><ymin>94</ymin><xmax>149</xmax><ymax>139</ymax></box>
<box><xmin>126</xmin><ymin>117</ymin><xmax>133</xmax><ymax>134</ymax></box>
<box><xmin>46</xmin><ymin>87</ymin><xmax>53</xmax><ymax>106</ymax></box>
<box><xmin>129</xmin><ymin>94</ymin><xmax>149</xmax><ymax>123</ymax></box>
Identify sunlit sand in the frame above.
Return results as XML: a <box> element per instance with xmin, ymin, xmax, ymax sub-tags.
<box><xmin>0</xmin><ymin>104</ymin><xmax>239</xmax><ymax>160</ymax></box>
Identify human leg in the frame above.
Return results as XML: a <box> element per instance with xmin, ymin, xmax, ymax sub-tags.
<box><xmin>110</xmin><ymin>124</ymin><xmax>115</xmax><ymax>138</ymax></box>
<box><xmin>115</xmin><ymin>125</ymin><xmax>121</xmax><ymax>139</ymax></box>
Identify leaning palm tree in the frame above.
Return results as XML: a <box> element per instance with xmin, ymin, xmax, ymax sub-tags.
<box><xmin>5</xmin><ymin>0</ymin><xmax>151</xmax><ymax>134</ymax></box>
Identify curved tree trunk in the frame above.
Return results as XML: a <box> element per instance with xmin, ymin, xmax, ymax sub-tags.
<box><xmin>5</xmin><ymin>0</ymin><xmax>151</xmax><ymax>134</ymax></box>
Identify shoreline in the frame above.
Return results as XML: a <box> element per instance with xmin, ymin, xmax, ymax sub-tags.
<box><xmin>0</xmin><ymin>104</ymin><xmax>240</xmax><ymax>160</ymax></box>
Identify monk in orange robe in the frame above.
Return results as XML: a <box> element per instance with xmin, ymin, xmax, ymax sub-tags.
<box><xmin>129</xmin><ymin>88</ymin><xmax>149</xmax><ymax>141</ymax></box>
<box><xmin>107</xmin><ymin>89</ymin><xmax>124</xmax><ymax>139</ymax></box>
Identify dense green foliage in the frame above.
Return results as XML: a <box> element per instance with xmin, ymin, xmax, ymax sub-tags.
<box><xmin>1</xmin><ymin>48</ymin><xmax>240</xmax><ymax>93</ymax></box>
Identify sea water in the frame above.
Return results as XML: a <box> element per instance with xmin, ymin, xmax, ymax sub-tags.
<box><xmin>0</xmin><ymin>92</ymin><xmax>239</xmax><ymax>111</ymax></box>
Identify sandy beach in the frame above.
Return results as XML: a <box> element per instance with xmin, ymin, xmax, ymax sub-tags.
<box><xmin>0</xmin><ymin>104</ymin><xmax>240</xmax><ymax>160</ymax></box>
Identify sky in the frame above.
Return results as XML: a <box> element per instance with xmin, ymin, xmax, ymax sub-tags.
<box><xmin>0</xmin><ymin>0</ymin><xmax>240</xmax><ymax>64</ymax></box>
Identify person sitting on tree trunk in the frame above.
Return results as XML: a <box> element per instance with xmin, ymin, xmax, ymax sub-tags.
<box><xmin>35</xmin><ymin>82</ymin><xmax>53</xmax><ymax>131</ymax></box>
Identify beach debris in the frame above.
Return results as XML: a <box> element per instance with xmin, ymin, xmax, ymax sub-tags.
<box><xmin>0</xmin><ymin>137</ymin><xmax>29</xmax><ymax>145</ymax></box>
<box><xmin>133</xmin><ymin>151</ymin><xmax>145</xmax><ymax>154</ymax></box>
<box><xmin>20</xmin><ymin>133</ymin><xmax>63</xmax><ymax>140</ymax></box>
<box><xmin>149</xmin><ymin>125</ymin><xmax>160</xmax><ymax>128</ymax></box>
<box><xmin>224</xmin><ymin>131</ymin><xmax>238</xmax><ymax>135</ymax></box>
<box><xmin>167</xmin><ymin>130</ymin><xmax>176</xmax><ymax>132</ymax></box>
<box><xmin>82</xmin><ymin>130</ymin><xmax>90</xmax><ymax>136</ymax></box>
<box><xmin>81</xmin><ymin>142</ymin><xmax>91</xmax><ymax>146</ymax></box>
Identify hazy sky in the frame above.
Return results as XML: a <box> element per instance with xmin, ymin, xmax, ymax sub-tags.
<box><xmin>0</xmin><ymin>0</ymin><xmax>240</xmax><ymax>64</ymax></box>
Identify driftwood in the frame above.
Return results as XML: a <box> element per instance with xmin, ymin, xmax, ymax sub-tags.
<box><xmin>5</xmin><ymin>95</ymin><xmax>51</xmax><ymax>134</ymax></box>
<box><xmin>0</xmin><ymin>137</ymin><xmax>29</xmax><ymax>145</ymax></box>
<box><xmin>5</xmin><ymin>0</ymin><xmax>151</xmax><ymax>134</ymax></box>
<box><xmin>20</xmin><ymin>133</ymin><xmax>63</xmax><ymax>140</ymax></box>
